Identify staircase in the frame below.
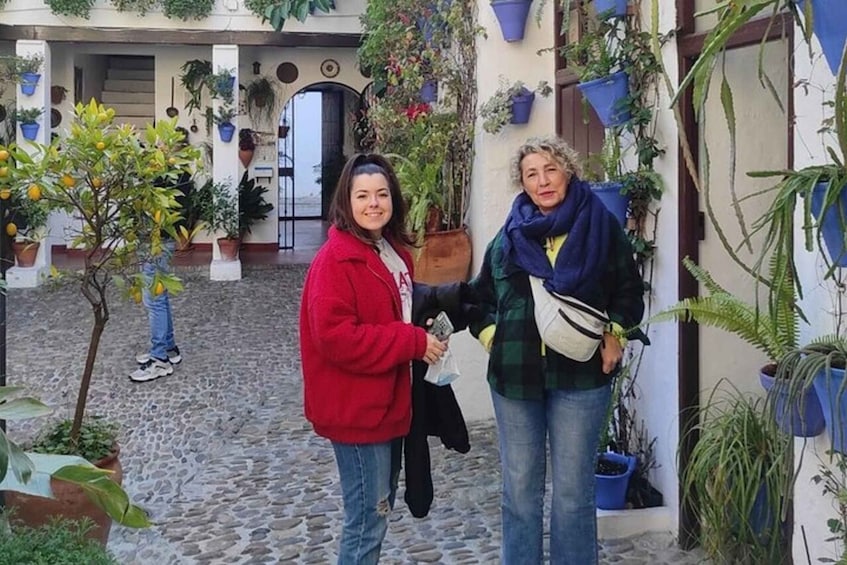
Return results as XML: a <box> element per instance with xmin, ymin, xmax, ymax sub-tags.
<box><xmin>99</xmin><ymin>56</ymin><xmax>155</xmax><ymax>128</ymax></box>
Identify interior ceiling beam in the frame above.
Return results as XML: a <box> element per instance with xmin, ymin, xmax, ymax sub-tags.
<box><xmin>0</xmin><ymin>25</ymin><xmax>362</xmax><ymax>48</ymax></box>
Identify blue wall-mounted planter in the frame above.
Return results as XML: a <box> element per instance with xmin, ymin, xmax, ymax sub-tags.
<box><xmin>490</xmin><ymin>0</ymin><xmax>532</xmax><ymax>42</ymax></box>
<box><xmin>595</xmin><ymin>0</ymin><xmax>627</xmax><ymax>19</ymax></box>
<box><xmin>578</xmin><ymin>71</ymin><xmax>631</xmax><ymax>128</ymax></box>
<box><xmin>591</xmin><ymin>182</ymin><xmax>629</xmax><ymax>227</ymax></box>
<box><xmin>759</xmin><ymin>370</ymin><xmax>825</xmax><ymax>437</ymax></box>
<box><xmin>20</xmin><ymin>122</ymin><xmax>39</xmax><ymax>141</ymax></box>
<box><xmin>811</xmin><ymin>181</ymin><xmax>847</xmax><ymax>267</ymax></box>
<box><xmin>812</xmin><ymin>365</ymin><xmax>847</xmax><ymax>453</ymax></box>
<box><xmin>797</xmin><ymin>0</ymin><xmax>847</xmax><ymax>76</ymax></box>
<box><xmin>218</xmin><ymin>122</ymin><xmax>235</xmax><ymax>143</ymax></box>
<box><xmin>510</xmin><ymin>88</ymin><xmax>535</xmax><ymax>124</ymax></box>
<box><xmin>20</xmin><ymin>72</ymin><xmax>40</xmax><ymax>96</ymax></box>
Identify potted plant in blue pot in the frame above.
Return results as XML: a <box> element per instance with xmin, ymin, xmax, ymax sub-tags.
<box><xmin>3</xmin><ymin>53</ymin><xmax>45</xmax><ymax>97</ymax></box>
<box><xmin>479</xmin><ymin>78</ymin><xmax>552</xmax><ymax>134</ymax></box>
<box><xmin>213</xmin><ymin>106</ymin><xmax>237</xmax><ymax>143</ymax></box>
<box><xmin>14</xmin><ymin>107</ymin><xmax>44</xmax><ymax>141</ymax></box>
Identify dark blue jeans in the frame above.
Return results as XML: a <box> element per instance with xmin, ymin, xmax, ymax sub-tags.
<box><xmin>141</xmin><ymin>241</ymin><xmax>176</xmax><ymax>360</ymax></box>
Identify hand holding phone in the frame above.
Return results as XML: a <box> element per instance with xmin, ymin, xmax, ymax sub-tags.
<box><xmin>427</xmin><ymin>311</ymin><xmax>454</xmax><ymax>341</ymax></box>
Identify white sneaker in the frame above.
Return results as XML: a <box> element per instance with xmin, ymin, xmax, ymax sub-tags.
<box><xmin>136</xmin><ymin>346</ymin><xmax>182</xmax><ymax>365</ymax></box>
<box><xmin>129</xmin><ymin>358</ymin><xmax>173</xmax><ymax>382</ymax></box>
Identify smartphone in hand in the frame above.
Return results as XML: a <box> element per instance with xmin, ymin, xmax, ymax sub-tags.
<box><xmin>428</xmin><ymin>311</ymin><xmax>454</xmax><ymax>340</ymax></box>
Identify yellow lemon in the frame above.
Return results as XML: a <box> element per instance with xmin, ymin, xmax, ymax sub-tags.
<box><xmin>0</xmin><ymin>167</ymin><xmax>8</xmax><ymax>178</ymax></box>
<box><xmin>131</xmin><ymin>288</ymin><xmax>142</xmax><ymax>304</ymax></box>
<box><xmin>154</xmin><ymin>210</ymin><xmax>161</xmax><ymax>224</ymax></box>
<box><xmin>91</xmin><ymin>177</ymin><xmax>103</xmax><ymax>188</ymax></box>
<box><xmin>5</xmin><ymin>222</ymin><xmax>16</xmax><ymax>237</ymax></box>
<box><xmin>95</xmin><ymin>141</ymin><xmax>106</xmax><ymax>151</ymax></box>
<box><xmin>154</xmin><ymin>281</ymin><xmax>165</xmax><ymax>296</ymax></box>
<box><xmin>0</xmin><ymin>188</ymin><xmax>10</xmax><ymax>200</ymax></box>
<box><xmin>0</xmin><ymin>149</ymin><xmax>9</xmax><ymax>161</ymax></box>
<box><xmin>61</xmin><ymin>175</ymin><xmax>75</xmax><ymax>188</ymax></box>
<box><xmin>27</xmin><ymin>184</ymin><xmax>41</xmax><ymax>201</ymax></box>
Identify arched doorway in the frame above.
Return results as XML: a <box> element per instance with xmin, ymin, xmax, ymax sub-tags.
<box><xmin>277</xmin><ymin>82</ymin><xmax>361</xmax><ymax>251</ymax></box>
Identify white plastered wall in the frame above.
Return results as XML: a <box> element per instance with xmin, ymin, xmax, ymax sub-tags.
<box><xmin>792</xmin><ymin>28</ymin><xmax>846</xmax><ymax>564</ymax></box>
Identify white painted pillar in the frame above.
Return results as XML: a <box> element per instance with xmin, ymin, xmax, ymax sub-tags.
<box><xmin>210</xmin><ymin>44</ymin><xmax>241</xmax><ymax>281</ymax></box>
<box><xmin>7</xmin><ymin>40</ymin><xmax>51</xmax><ymax>289</ymax></box>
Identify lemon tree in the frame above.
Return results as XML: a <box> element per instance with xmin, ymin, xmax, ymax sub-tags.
<box><xmin>6</xmin><ymin>100</ymin><xmax>201</xmax><ymax>447</ymax></box>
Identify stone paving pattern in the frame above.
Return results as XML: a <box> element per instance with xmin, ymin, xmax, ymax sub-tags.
<box><xmin>6</xmin><ymin>266</ymin><xmax>708</xmax><ymax>564</ymax></box>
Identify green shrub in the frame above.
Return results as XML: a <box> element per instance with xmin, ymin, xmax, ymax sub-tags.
<box><xmin>0</xmin><ymin>518</ymin><xmax>119</xmax><ymax>565</ymax></box>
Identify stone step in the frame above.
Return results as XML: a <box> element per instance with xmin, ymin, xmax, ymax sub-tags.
<box><xmin>115</xmin><ymin>116</ymin><xmax>155</xmax><ymax>129</ymax></box>
<box><xmin>107</xmin><ymin>68</ymin><xmax>155</xmax><ymax>81</ymax></box>
<box><xmin>105</xmin><ymin>102</ymin><xmax>155</xmax><ymax>117</ymax></box>
<box><xmin>108</xmin><ymin>56</ymin><xmax>154</xmax><ymax>71</ymax></box>
<box><xmin>103</xmin><ymin>79</ymin><xmax>155</xmax><ymax>93</ymax></box>
<box><xmin>100</xmin><ymin>90</ymin><xmax>152</xmax><ymax>104</ymax></box>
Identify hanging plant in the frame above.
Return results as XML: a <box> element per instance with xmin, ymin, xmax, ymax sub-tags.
<box><xmin>44</xmin><ymin>0</ymin><xmax>96</xmax><ymax>18</ymax></box>
<box><xmin>110</xmin><ymin>0</ymin><xmax>161</xmax><ymax>15</ymax></box>
<box><xmin>244</xmin><ymin>76</ymin><xmax>278</xmax><ymax>126</ymax></box>
<box><xmin>162</xmin><ymin>0</ymin><xmax>214</xmax><ymax>20</ymax></box>
<box><xmin>179</xmin><ymin>59</ymin><xmax>212</xmax><ymax>115</ymax></box>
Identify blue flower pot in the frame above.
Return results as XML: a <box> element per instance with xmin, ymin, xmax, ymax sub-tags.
<box><xmin>595</xmin><ymin>452</ymin><xmax>636</xmax><ymax>510</ymax></box>
<box><xmin>591</xmin><ymin>182</ymin><xmax>629</xmax><ymax>227</ymax></box>
<box><xmin>810</xmin><ymin>181</ymin><xmax>847</xmax><ymax>267</ymax></box>
<box><xmin>218</xmin><ymin>122</ymin><xmax>235</xmax><ymax>142</ymax></box>
<box><xmin>420</xmin><ymin>80</ymin><xmax>438</xmax><ymax>103</ymax></box>
<box><xmin>812</xmin><ymin>365</ymin><xmax>847</xmax><ymax>453</ymax></box>
<box><xmin>20</xmin><ymin>122</ymin><xmax>39</xmax><ymax>141</ymax></box>
<box><xmin>577</xmin><ymin>71</ymin><xmax>631</xmax><ymax>128</ymax></box>
<box><xmin>759</xmin><ymin>370</ymin><xmax>825</xmax><ymax>437</ymax></box>
<box><xmin>595</xmin><ymin>0</ymin><xmax>627</xmax><ymax>18</ymax></box>
<box><xmin>490</xmin><ymin>0</ymin><xmax>532</xmax><ymax>42</ymax></box>
<box><xmin>417</xmin><ymin>0</ymin><xmax>451</xmax><ymax>44</ymax></box>
<box><xmin>797</xmin><ymin>0</ymin><xmax>847</xmax><ymax>76</ymax></box>
<box><xmin>509</xmin><ymin>88</ymin><xmax>535</xmax><ymax>124</ymax></box>
<box><xmin>20</xmin><ymin>72</ymin><xmax>40</xmax><ymax>96</ymax></box>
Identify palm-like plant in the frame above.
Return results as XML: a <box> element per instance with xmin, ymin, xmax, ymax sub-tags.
<box><xmin>649</xmin><ymin>257</ymin><xmax>799</xmax><ymax>362</ymax></box>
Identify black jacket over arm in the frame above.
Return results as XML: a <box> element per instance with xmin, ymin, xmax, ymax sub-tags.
<box><xmin>404</xmin><ymin>282</ymin><xmax>482</xmax><ymax>518</ymax></box>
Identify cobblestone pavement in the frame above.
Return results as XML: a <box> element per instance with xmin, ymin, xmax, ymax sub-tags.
<box><xmin>6</xmin><ymin>266</ymin><xmax>708</xmax><ymax>564</ymax></box>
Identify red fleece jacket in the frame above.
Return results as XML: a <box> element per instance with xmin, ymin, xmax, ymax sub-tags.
<box><xmin>299</xmin><ymin>227</ymin><xmax>428</xmax><ymax>444</ymax></box>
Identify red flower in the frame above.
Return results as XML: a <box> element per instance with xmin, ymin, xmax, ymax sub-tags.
<box><xmin>404</xmin><ymin>102</ymin><xmax>431</xmax><ymax>121</ymax></box>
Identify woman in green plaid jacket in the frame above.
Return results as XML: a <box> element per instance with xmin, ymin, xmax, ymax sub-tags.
<box><xmin>469</xmin><ymin>136</ymin><xmax>645</xmax><ymax>564</ymax></box>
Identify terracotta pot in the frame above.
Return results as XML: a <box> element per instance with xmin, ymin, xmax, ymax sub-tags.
<box><xmin>218</xmin><ymin>237</ymin><xmax>240</xmax><ymax>261</ymax></box>
<box><xmin>12</xmin><ymin>240</ymin><xmax>39</xmax><ymax>267</ymax></box>
<box><xmin>413</xmin><ymin>227</ymin><xmax>472</xmax><ymax>285</ymax></box>
<box><xmin>6</xmin><ymin>446</ymin><xmax>123</xmax><ymax>546</ymax></box>
<box><xmin>239</xmin><ymin>148</ymin><xmax>254</xmax><ymax>168</ymax></box>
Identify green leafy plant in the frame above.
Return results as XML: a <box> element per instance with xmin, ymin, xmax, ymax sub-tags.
<box><xmin>206</xmin><ymin>68</ymin><xmax>235</xmax><ymax>103</ymax></box>
<box><xmin>245</xmin><ymin>0</ymin><xmax>336</xmax><ymax>31</ymax></box>
<box><xmin>0</xmin><ymin>517</ymin><xmax>119</xmax><ymax>564</ymax></box>
<box><xmin>197</xmin><ymin>178</ymin><xmax>240</xmax><ymax>239</ymax></box>
<box><xmin>213</xmin><ymin>105</ymin><xmax>236</xmax><ymax>125</ymax></box>
<box><xmin>359</xmin><ymin>0</ymin><xmax>482</xmax><ymax>233</ymax></box>
<box><xmin>162</xmin><ymin>0</ymin><xmax>214</xmax><ymax>20</ymax></box>
<box><xmin>6</xmin><ymin>191</ymin><xmax>49</xmax><ymax>243</ymax></box>
<box><xmin>479</xmin><ymin>78</ymin><xmax>552</xmax><ymax>135</ymax></box>
<box><xmin>44</xmin><ymin>0</ymin><xmax>96</xmax><ymax>18</ymax></box>
<box><xmin>238</xmin><ymin>171</ymin><xmax>273</xmax><ymax>237</ymax></box>
<box><xmin>30</xmin><ymin>418</ymin><xmax>118</xmax><ymax>463</ymax></box>
<box><xmin>4</xmin><ymin>101</ymin><xmax>201</xmax><ymax>448</ymax></box>
<box><xmin>13</xmin><ymin>107</ymin><xmax>43</xmax><ymax>125</ymax></box>
<box><xmin>1</xmin><ymin>53</ymin><xmax>44</xmax><ymax>78</ymax></box>
<box><xmin>0</xmin><ymin>387</ymin><xmax>149</xmax><ymax>528</ymax></box>
<box><xmin>812</xmin><ymin>453</ymin><xmax>847</xmax><ymax>564</ymax></box>
<box><xmin>244</xmin><ymin>76</ymin><xmax>277</xmax><ymax>125</ymax></box>
<box><xmin>680</xmin><ymin>382</ymin><xmax>791</xmax><ymax>563</ymax></box>
<box><xmin>559</xmin><ymin>11</ymin><xmax>624</xmax><ymax>83</ymax></box>
<box><xmin>109</xmin><ymin>0</ymin><xmax>160</xmax><ymax>15</ymax></box>
<box><xmin>180</xmin><ymin>59</ymin><xmax>212</xmax><ymax>114</ymax></box>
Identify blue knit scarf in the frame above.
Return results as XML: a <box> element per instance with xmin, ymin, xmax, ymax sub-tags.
<box><xmin>502</xmin><ymin>177</ymin><xmax>613</xmax><ymax>302</ymax></box>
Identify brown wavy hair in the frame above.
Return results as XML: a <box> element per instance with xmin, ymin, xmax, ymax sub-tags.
<box><xmin>329</xmin><ymin>153</ymin><xmax>416</xmax><ymax>247</ymax></box>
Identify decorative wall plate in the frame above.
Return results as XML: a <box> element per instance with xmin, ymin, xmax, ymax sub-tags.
<box><xmin>51</xmin><ymin>108</ymin><xmax>62</xmax><ymax>128</ymax></box>
<box><xmin>276</xmin><ymin>62</ymin><xmax>299</xmax><ymax>84</ymax></box>
<box><xmin>320</xmin><ymin>59</ymin><xmax>340</xmax><ymax>78</ymax></box>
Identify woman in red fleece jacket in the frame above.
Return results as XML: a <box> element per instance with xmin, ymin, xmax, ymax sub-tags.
<box><xmin>299</xmin><ymin>153</ymin><xmax>447</xmax><ymax>564</ymax></box>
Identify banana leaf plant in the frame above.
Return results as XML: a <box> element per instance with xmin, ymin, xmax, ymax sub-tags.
<box><xmin>0</xmin><ymin>387</ymin><xmax>150</xmax><ymax>528</ymax></box>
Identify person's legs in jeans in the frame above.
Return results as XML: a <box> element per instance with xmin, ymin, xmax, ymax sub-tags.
<box><xmin>491</xmin><ymin>389</ymin><xmax>546</xmax><ymax>564</ymax></box>
<box><xmin>142</xmin><ymin>244</ymin><xmax>175</xmax><ymax>360</ymax></box>
<box><xmin>547</xmin><ymin>383</ymin><xmax>612</xmax><ymax>565</ymax></box>
<box><xmin>332</xmin><ymin>440</ymin><xmax>398</xmax><ymax>565</ymax></box>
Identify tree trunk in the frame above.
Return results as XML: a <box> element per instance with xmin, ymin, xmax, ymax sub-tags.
<box><xmin>70</xmin><ymin>310</ymin><xmax>105</xmax><ymax>443</ymax></box>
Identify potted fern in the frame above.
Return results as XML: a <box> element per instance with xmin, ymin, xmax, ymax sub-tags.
<box><xmin>479</xmin><ymin>78</ymin><xmax>552</xmax><ymax>134</ymax></box>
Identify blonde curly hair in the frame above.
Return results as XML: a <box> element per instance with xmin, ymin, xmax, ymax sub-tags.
<box><xmin>511</xmin><ymin>136</ymin><xmax>582</xmax><ymax>189</ymax></box>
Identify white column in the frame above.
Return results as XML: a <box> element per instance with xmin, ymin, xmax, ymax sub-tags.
<box><xmin>7</xmin><ymin>40</ymin><xmax>51</xmax><ymax>289</ymax></box>
<box><xmin>210</xmin><ymin>44</ymin><xmax>241</xmax><ymax>281</ymax></box>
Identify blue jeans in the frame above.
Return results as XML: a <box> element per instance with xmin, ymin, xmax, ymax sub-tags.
<box><xmin>331</xmin><ymin>439</ymin><xmax>401</xmax><ymax>565</ymax></box>
<box><xmin>491</xmin><ymin>384</ymin><xmax>612</xmax><ymax>565</ymax></box>
<box><xmin>142</xmin><ymin>242</ymin><xmax>176</xmax><ymax>361</ymax></box>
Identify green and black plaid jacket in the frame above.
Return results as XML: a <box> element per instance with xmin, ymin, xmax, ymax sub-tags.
<box><xmin>469</xmin><ymin>225</ymin><xmax>645</xmax><ymax>400</ymax></box>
